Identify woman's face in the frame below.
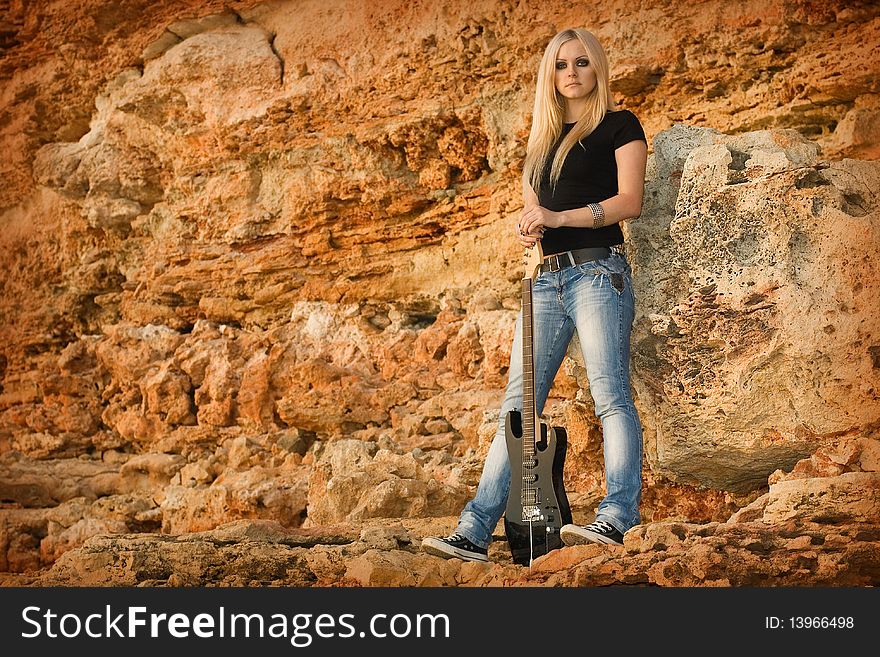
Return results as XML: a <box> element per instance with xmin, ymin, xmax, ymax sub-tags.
<box><xmin>554</xmin><ymin>38</ymin><xmax>597</xmax><ymax>103</ymax></box>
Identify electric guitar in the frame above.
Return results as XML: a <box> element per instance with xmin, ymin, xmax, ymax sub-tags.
<box><xmin>504</xmin><ymin>241</ymin><xmax>572</xmax><ymax>566</ymax></box>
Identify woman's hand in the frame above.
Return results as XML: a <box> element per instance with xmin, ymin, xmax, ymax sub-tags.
<box><xmin>518</xmin><ymin>204</ymin><xmax>561</xmax><ymax>247</ymax></box>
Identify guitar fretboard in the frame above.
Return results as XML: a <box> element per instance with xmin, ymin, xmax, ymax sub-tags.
<box><xmin>519</xmin><ymin>247</ymin><xmax>543</xmax><ymax>516</ymax></box>
<box><xmin>521</xmin><ymin>276</ymin><xmax>536</xmax><ymax>460</ymax></box>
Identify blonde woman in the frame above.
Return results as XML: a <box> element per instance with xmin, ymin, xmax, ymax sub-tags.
<box><xmin>422</xmin><ymin>28</ymin><xmax>648</xmax><ymax>562</ymax></box>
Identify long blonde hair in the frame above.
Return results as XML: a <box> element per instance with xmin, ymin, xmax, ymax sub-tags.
<box><xmin>523</xmin><ymin>28</ymin><xmax>616</xmax><ymax>194</ymax></box>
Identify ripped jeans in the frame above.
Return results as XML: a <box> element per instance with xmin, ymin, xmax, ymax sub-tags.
<box><xmin>456</xmin><ymin>251</ymin><xmax>643</xmax><ymax>548</ymax></box>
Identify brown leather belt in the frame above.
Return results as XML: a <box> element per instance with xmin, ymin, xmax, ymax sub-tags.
<box><xmin>539</xmin><ymin>247</ymin><xmax>611</xmax><ymax>273</ymax></box>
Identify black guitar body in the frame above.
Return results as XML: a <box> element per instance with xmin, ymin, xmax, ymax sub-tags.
<box><xmin>503</xmin><ymin>409</ymin><xmax>572</xmax><ymax>566</ymax></box>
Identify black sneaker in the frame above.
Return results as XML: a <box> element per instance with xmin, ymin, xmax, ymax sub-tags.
<box><xmin>421</xmin><ymin>533</ymin><xmax>489</xmax><ymax>562</ymax></box>
<box><xmin>561</xmin><ymin>520</ymin><xmax>624</xmax><ymax>546</ymax></box>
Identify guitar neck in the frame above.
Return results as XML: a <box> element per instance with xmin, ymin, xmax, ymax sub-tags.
<box><xmin>520</xmin><ymin>243</ymin><xmax>543</xmax><ymax>460</ymax></box>
<box><xmin>522</xmin><ymin>276</ymin><xmax>537</xmax><ymax>458</ymax></box>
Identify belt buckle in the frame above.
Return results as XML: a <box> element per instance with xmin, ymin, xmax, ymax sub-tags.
<box><xmin>547</xmin><ymin>254</ymin><xmax>562</xmax><ymax>272</ymax></box>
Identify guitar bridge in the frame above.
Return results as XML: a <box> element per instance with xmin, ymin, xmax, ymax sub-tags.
<box><xmin>521</xmin><ymin>505</ymin><xmax>544</xmax><ymax>522</ymax></box>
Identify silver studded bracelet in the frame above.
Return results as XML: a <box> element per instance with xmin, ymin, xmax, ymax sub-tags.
<box><xmin>590</xmin><ymin>203</ymin><xmax>605</xmax><ymax>229</ymax></box>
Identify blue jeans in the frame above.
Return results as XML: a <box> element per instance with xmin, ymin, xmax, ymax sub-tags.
<box><xmin>456</xmin><ymin>251</ymin><xmax>643</xmax><ymax>548</ymax></box>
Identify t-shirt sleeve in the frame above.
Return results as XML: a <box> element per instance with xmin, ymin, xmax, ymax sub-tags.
<box><xmin>612</xmin><ymin>110</ymin><xmax>647</xmax><ymax>149</ymax></box>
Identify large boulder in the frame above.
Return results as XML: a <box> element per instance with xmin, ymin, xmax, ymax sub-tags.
<box><xmin>626</xmin><ymin>125</ymin><xmax>880</xmax><ymax>493</ymax></box>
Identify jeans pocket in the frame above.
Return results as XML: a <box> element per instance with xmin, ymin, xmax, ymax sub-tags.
<box><xmin>576</xmin><ymin>254</ymin><xmax>629</xmax><ymax>293</ymax></box>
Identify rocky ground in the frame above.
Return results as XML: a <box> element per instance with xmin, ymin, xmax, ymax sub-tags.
<box><xmin>2</xmin><ymin>512</ymin><xmax>878</xmax><ymax>587</ymax></box>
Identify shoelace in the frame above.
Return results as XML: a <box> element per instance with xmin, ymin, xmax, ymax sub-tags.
<box><xmin>586</xmin><ymin>520</ymin><xmax>616</xmax><ymax>533</ymax></box>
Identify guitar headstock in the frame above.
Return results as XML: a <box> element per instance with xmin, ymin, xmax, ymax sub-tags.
<box><xmin>522</xmin><ymin>241</ymin><xmax>544</xmax><ymax>282</ymax></box>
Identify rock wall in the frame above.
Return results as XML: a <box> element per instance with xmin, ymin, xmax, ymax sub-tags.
<box><xmin>0</xmin><ymin>0</ymin><xmax>878</xmax><ymax>585</ymax></box>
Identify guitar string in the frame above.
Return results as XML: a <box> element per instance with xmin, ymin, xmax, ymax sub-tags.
<box><xmin>524</xmin><ymin>275</ymin><xmax>535</xmax><ymax>567</ymax></box>
<box><xmin>524</xmin><ymin>278</ymin><xmax>534</xmax><ymax>507</ymax></box>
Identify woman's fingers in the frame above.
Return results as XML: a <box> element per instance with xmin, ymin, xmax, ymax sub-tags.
<box><xmin>523</xmin><ymin>207</ymin><xmax>535</xmax><ymax>230</ymax></box>
<box><xmin>520</xmin><ymin>206</ymin><xmax>534</xmax><ymax>234</ymax></box>
<box><xmin>518</xmin><ymin>206</ymin><xmax>548</xmax><ymax>242</ymax></box>
<box><xmin>520</xmin><ymin>207</ymin><xmax>549</xmax><ymax>236</ymax></box>
<box><xmin>519</xmin><ymin>231</ymin><xmax>540</xmax><ymax>246</ymax></box>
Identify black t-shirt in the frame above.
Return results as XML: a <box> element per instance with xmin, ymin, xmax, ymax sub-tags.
<box><xmin>537</xmin><ymin>109</ymin><xmax>646</xmax><ymax>255</ymax></box>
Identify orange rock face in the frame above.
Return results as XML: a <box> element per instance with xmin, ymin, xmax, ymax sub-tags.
<box><xmin>0</xmin><ymin>0</ymin><xmax>878</xmax><ymax>584</ymax></box>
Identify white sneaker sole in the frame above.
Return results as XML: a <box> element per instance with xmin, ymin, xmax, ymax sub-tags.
<box><xmin>561</xmin><ymin>525</ymin><xmax>623</xmax><ymax>546</ymax></box>
<box><xmin>421</xmin><ymin>537</ymin><xmax>489</xmax><ymax>562</ymax></box>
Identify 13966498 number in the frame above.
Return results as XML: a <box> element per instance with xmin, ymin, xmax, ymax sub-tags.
<box><xmin>790</xmin><ymin>616</ymin><xmax>854</xmax><ymax>629</ymax></box>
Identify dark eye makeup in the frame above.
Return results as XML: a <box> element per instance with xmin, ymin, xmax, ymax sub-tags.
<box><xmin>556</xmin><ymin>58</ymin><xmax>590</xmax><ymax>69</ymax></box>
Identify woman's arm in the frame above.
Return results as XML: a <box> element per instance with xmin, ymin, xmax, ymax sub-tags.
<box><xmin>519</xmin><ymin>139</ymin><xmax>648</xmax><ymax>237</ymax></box>
<box><xmin>522</xmin><ymin>172</ymin><xmax>540</xmax><ymax>207</ymax></box>
<box><xmin>518</xmin><ymin>174</ymin><xmax>543</xmax><ymax>247</ymax></box>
